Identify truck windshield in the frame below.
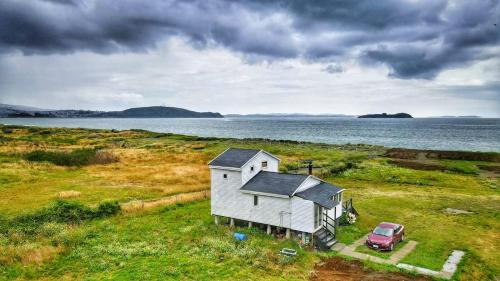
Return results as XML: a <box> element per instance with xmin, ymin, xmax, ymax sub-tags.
<box><xmin>373</xmin><ymin>226</ymin><xmax>394</xmax><ymax>237</ymax></box>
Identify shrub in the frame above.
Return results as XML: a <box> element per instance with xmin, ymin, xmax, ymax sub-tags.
<box><xmin>338</xmin><ymin>212</ymin><xmax>356</xmax><ymax>226</ymax></box>
<box><xmin>9</xmin><ymin>200</ymin><xmax>121</xmax><ymax>236</ymax></box>
<box><xmin>93</xmin><ymin>201</ymin><xmax>121</xmax><ymax>218</ymax></box>
<box><xmin>25</xmin><ymin>149</ymin><xmax>118</xmax><ymax>166</ymax></box>
<box><xmin>1</xmin><ymin>127</ymin><xmax>13</xmax><ymax>134</ymax></box>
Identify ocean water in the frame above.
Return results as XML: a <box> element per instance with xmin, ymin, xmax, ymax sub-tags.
<box><xmin>1</xmin><ymin>117</ymin><xmax>499</xmax><ymax>152</ymax></box>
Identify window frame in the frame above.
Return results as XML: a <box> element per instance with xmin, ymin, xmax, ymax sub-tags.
<box><xmin>261</xmin><ymin>161</ymin><xmax>268</xmax><ymax>168</ymax></box>
<box><xmin>223</xmin><ymin>173</ymin><xmax>227</xmax><ymax>179</ymax></box>
<box><xmin>253</xmin><ymin>195</ymin><xmax>258</xmax><ymax>206</ymax></box>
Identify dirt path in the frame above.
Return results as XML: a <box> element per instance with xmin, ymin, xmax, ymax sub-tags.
<box><xmin>311</xmin><ymin>257</ymin><xmax>432</xmax><ymax>281</ymax></box>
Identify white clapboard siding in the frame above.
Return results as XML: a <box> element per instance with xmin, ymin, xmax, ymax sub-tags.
<box><xmin>245</xmin><ymin>194</ymin><xmax>291</xmax><ymax>227</ymax></box>
<box><xmin>291</xmin><ymin>197</ymin><xmax>315</xmax><ymax>233</ymax></box>
<box><xmin>211</xmin><ymin>168</ymin><xmax>244</xmax><ymax>217</ymax></box>
<box><xmin>241</xmin><ymin>152</ymin><xmax>279</xmax><ymax>185</ymax></box>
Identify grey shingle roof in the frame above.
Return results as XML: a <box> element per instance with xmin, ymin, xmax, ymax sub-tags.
<box><xmin>295</xmin><ymin>182</ymin><xmax>343</xmax><ymax>209</ymax></box>
<box><xmin>208</xmin><ymin>148</ymin><xmax>261</xmax><ymax>168</ymax></box>
<box><xmin>240</xmin><ymin>171</ymin><xmax>308</xmax><ymax>196</ymax></box>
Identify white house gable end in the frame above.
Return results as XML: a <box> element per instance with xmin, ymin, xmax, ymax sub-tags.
<box><xmin>241</xmin><ymin>151</ymin><xmax>279</xmax><ymax>185</ymax></box>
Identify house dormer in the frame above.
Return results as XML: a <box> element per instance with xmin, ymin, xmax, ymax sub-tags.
<box><xmin>208</xmin><ymin>148</ymin><xmax>280</xmax><ymax>185</ymax></box>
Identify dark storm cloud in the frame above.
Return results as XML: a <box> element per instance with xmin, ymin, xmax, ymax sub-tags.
<box><xmin>0</xmin><ymin>0</ymin><xmax>499</xmax><ymax>78</ymax></box>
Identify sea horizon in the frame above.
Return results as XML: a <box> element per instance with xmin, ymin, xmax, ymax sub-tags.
<box><xmin>2</xmin><ymin>116</ymin><xmax>499</xmax><ymax>152</ymax></box>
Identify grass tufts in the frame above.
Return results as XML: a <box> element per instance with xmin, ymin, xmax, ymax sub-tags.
<box><xmin>58</xmin><ymin>190</ymin><xmax>81</xmax><ymax>199</ymax></box>
<box><xmin>24</xmin><ymin>148</ymin><xmax>118</xmax><ymax>166</ymax></box>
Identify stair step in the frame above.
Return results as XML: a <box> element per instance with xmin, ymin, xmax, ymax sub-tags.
<box><xmin>317</xmin><ymin>232</ymin><xmax>328</xmax><ymax>239</ymax></box>
<box><xmin>326</xmin><ymin>239</ymin><xmax>337</xmax><ymax>247</ymax></box>
<box><xmin>325</xmin><ymin>235</ymin><xmax>335</xmax><ymax>243</ymax></box>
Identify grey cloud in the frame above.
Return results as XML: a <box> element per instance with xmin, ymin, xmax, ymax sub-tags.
<box><xmin>0</xmin><ymin>0</ymin><xmax>499</xmax><ymax>79</ymax></box>
<box><xmin>323</xmin><ymin>64</ymin><xmax>344</xmax><ymax>74</ymax></box>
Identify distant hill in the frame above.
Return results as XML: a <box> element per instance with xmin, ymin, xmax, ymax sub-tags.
<box><xmin>95</xmin><ymin>106</ymin><xmax>223</xmax><ymax>118</ymax></box>
<box><xmin>358</xmin><ymin>113</ymin><xmax>413</xmax><ymax>118</ymax></box>
<box><xmin>0</xmin><ymin>105</ymin><xmax>223</xmax><ymax>118</ymax></box>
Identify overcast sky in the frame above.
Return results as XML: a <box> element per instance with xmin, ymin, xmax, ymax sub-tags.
<box><xmin>0</xmin><ymin>0</ymin><xmax>499</xmax><ymax>117</ymax></box>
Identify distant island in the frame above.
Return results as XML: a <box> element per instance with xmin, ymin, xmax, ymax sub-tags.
<box><xmin>358</xmin><ymin>113</ymin><xmax>413</xmax><ymax>118</ymax></box>
<box><xmin>0</xmin><ymin>104</ymin><xmax>223</xmax><ymax>118</ymax></box>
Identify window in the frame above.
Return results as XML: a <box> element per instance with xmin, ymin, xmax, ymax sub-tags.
<box><xmin>250</xmin><ymin>166</ymin><xmax>254</xmax><ymax>172</ymax></box>
<box><xmin>332</xmin><ymin>193</ymin><xmax>342</xmax><ymax>202</ymax></box>
<box><xmin>223</xmin><ymin>174</ymin><xmax>227</xmax><ymax>179</ymax></box>
<box><xmin>261</xmin><ymin>161</ymin><xmax>268</xmax><ymax>168</ymax></box>
<box><xmin>253</xmin><ymin>195</ymin><xmax>258</xmax><ymax>206</ymax></box>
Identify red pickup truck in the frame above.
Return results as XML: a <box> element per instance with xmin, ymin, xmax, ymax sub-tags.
<box><xmin>366</xmin><ymin>222</ymin><xmax>405</xmax><ymax>251</ymax></box>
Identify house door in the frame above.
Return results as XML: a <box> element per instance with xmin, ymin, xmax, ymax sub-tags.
<box><xmin>279</xmin><ymin>211</ymin><xmax>291</xmax><ymax>229</ymax></box>
<box><xmin>314</xmin><ymin>204</ymin><xmax>323</xmax><ymax>229</ymax></box>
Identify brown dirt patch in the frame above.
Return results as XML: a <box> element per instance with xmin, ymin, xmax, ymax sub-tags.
<box><xmin>388</xmin><ymin>159</ymin><xmax>446</xmax><ymax>171</ymax></box>
<box><xmin>310</xmin><ymin>257</ymin><xmax>432</xmax><ymax>281</ymax></box>
<box><xmin>477</xmin><ymin>164</ymin><xmax>500</xmax><ymax>173</ymax></box>
<box><xmin>384</xmin><ymin>148</ymin><xmax>500</xmax><ymax>162</ymax></box>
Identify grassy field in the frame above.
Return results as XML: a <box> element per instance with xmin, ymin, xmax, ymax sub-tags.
<box><xmin>0</xmin><ymin>124</ymin><xmax>498</xmax><ymax>280</ymax></box>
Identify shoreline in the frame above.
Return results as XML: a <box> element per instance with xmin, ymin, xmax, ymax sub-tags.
<box><xmin>2</xmin><ymin>123</ymin><xmax>499</xmax><ymax>156</ymax></box>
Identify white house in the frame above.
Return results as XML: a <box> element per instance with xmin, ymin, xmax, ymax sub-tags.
<box><xmin>209</xmin><ymin>148</ymin><xmax>344</xmax><ymax>248</ymax></box>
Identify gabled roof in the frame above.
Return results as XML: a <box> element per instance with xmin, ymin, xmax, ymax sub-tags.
<box><xmin>208</xmin><ymin>148</ymin><xmax>261</xmax><ymax>168</ymax></box>
<box><xmin>295</xmin><ymin>182</ymin><xmax>343</xmax><ymax>209</ymax></box>
<box><xmin>240</xmin><ymin>171</ymin><xmax>309</xmax><ymax>196</ymax></box>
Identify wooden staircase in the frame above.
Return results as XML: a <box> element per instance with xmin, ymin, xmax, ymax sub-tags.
<box><xmin>314</xmin><ymin>211</ymin><xmax>337</xmax><ymax>250</ymax></box>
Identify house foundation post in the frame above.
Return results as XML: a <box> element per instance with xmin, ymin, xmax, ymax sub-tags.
<box><xmin>230</xmin><ymin>218</ymin><xmax>235</xmax><ymax>228</ymax></box>
<box><xmin>302</xmin><ymin>232</ymin><xmax>306</xmax><ymax>244</ymax></box>
<box><xmin>214</xmin><ymin>215</ymin><xmax>219</xmax><ymax>225</ymax></box>
<box><xmin>267</xmin><ymin>224</ymin><xmax>272</xmax><ymax>235</ymax></box>
<box><xmin>248</xmin><ymin>221</ymin><xmax>253</xmax><ymax>228</ymax></box>
<box><xmin>286</xmin><ymin>228</ymin><xmax>291</xmax><ymax>239</ymax></box>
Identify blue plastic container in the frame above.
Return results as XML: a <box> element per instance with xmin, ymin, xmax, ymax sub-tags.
<box><xmin>233</xmin><ymin>232</ymin><xmax>247</xmax><ymax>241</ymax></box>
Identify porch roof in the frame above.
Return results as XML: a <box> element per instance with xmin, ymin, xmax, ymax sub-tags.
<box><xmin>295</xmin><ymin>182</ymin><xmax>343</xmax><ymax>209</ymax></box>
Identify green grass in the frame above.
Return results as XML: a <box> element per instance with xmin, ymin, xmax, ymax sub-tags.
<box><xmin>0</xmin><ymin>124</ymin><xmax>498</xmax><ymax>280</ymax></box>
<box><xmin>1</xmin><ymin>201</ymin><xmax>317</xmax><ymax>280</ymax></box>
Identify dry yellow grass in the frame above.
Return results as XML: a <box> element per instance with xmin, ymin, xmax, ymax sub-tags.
<box><xmin>84</xmin><ymin>148</ymin><xmax>210</xmax><ymax>195</ymax></box>
<box><xmin>121</xmin><ymin>190</ymin><xmax>210</xmax><ymax>212</ymax></box>
<box><xmin>57</xmin><ymin>190</ymin><xmax>81</xmax><ymax>199</ymax></box>
<box><xmin>0</xmin><ymin>245</ymin><xmax>63</xmax><ymax>265</ymax></box>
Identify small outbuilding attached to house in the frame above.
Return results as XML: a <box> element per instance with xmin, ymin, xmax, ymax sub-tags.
<box><xmin>209</xmin><ymin>148</ymin><xmax>344</xmax><ymax>249</ymax></box>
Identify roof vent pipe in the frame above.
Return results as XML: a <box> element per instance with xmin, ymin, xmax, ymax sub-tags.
<box><xmin>303</xmin><ymin>160</ymin><xmax>313</xmax><ymax>175</ymax></box>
